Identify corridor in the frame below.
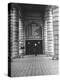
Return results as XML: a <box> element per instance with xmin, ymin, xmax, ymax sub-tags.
<box><xmin>8</xmin><ymin>3</ymin><xmax>59</xmax><ymax>77</ymax></box>
<box><xmin>11</xmin><ymin>55</ymin><xmax>58</xmax><ymax>77</ymax></box>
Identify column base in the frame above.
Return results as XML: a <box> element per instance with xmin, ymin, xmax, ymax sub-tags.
<box><xmin>52</xmin><ymin>54</ymin><xmax>59</xmax><ymax>60</ymax></box>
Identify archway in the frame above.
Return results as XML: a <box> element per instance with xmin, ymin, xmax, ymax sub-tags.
<box><xmin>25</xmin><ymin>22</ymin><xmax>43</xmax><ymax>55</ymax></box>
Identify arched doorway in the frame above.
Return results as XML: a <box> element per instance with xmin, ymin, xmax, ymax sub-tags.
<box><xmin>26</xmin><ymin>40</ymin><xmax>43</xmax><ymax>55</ymax></box>
<box><xmin>25</xmin><ymin>22</ymin><xmax>43</xmax><ymax>55</ymax></box>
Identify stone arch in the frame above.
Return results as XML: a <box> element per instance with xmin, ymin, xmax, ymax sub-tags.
<box><xmin>24</xmin><ymin>20</ymin><xmax>43</xmax><ymax>28</ymax></box>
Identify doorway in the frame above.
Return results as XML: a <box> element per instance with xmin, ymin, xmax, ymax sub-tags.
<box><xmin>26</xmin><ymin>40</ymin><xmax>43</xmax><ymax>55</ymax></box>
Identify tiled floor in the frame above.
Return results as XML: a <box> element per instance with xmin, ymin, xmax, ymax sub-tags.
<box><xmin>11</xmin><ymin>55</ymin><xmax>59</xmax><ymax>77</ymax></box>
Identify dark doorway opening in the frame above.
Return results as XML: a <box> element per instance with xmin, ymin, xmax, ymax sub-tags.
<box><xmin>26</xmin><ymin>40</ymin><xmax>43</xmax><ymax>55</ymax></box>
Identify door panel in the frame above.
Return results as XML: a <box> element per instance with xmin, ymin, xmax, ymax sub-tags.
<box><xmin>26</xmin><ymin>40</ymin><xmax>42</xmax><ymax>55</ymax></box>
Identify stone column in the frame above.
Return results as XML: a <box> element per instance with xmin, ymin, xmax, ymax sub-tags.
<box><xmin>44</xmin><ymin>7</ymin><xmax>54</xmax><ymax>56</ymax></box>
<box><xmin>44</xmin><ymin>17</ymin><xmax>48</xmax><ymax>54</ymax></box>
<box><xmin>19</xmin><ymin>17</ymin><xmax>24</xmax><ymax>56</ymax></box>
<box><xmin>47</xmin><ymin>8</ymin><xmax>54</xmax><ymax>56</ymax></box>
<box><xmin>8</xmin><ymin>4</ymin><xmax>19</xmax><ymax>59</ymax></box>
<box><xmin>52</xmin><ymin>6</ymin><xmax>59</xmax><ymax>60</ymax></box>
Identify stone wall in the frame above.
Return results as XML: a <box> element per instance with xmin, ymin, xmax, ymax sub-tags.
<box><xmin>8</xmin><ymin>4</ymin><xmax>59</xmax><ymax>58</ymax></box>
<box><xmin>52</xmin><ymin>6</ymin><xmax>59</xmax><ymax>59</ymax></box>
<box><xmin>19</xmin><ymin>15</ymin><xmax>25</xmax><ymax>56</ymax></box>
<box><xmin>44</xmin><ymin>6</ymin><xmax>59</xmax><ymax>59</ymax></box>
<box><xmin>8</xmin><ymin>4</ymin><xmax>19</xmax><ymax>58</ymax></box>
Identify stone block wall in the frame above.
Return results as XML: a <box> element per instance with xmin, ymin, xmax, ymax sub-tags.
<box><xmin>44</xmin><ymin>6</ymin><xmax>59</xmax><ymax>58</ymax></box>
<box><xmin>8</xmin><ymin>4</ymin><xmax>19</xmax><ymax>58</ymax></box>
<box><xmin>52</xmin><ymin>6</ymin><xmax>59</xmax><ymax>59</ymax></box>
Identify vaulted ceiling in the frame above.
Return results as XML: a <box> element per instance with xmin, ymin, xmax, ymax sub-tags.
<box><xmin>17</xmin><ymin>3</ymin><xmax>48</xmax><ymax>19</ymax></box>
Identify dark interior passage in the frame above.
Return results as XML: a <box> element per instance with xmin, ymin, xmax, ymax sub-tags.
<box><xmin>8</xmin><ymin>3</ymin><xmax>59</xmax><ymax>59</ymax></box>
<box><xmin>26</xmin><ymin>40</ymin><xmax>43</xmax><ymax>55</ymax></box>
<box><xmin>8</xmin><ymin>3</ymin><xmax>59</xmax><ymax>77</ymax></box>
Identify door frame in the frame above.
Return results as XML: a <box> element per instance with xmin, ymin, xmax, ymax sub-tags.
<box><xmin>25</xmin><ymin>40</ymin><xmax>43</xmax><ymax>55</ymax></box>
